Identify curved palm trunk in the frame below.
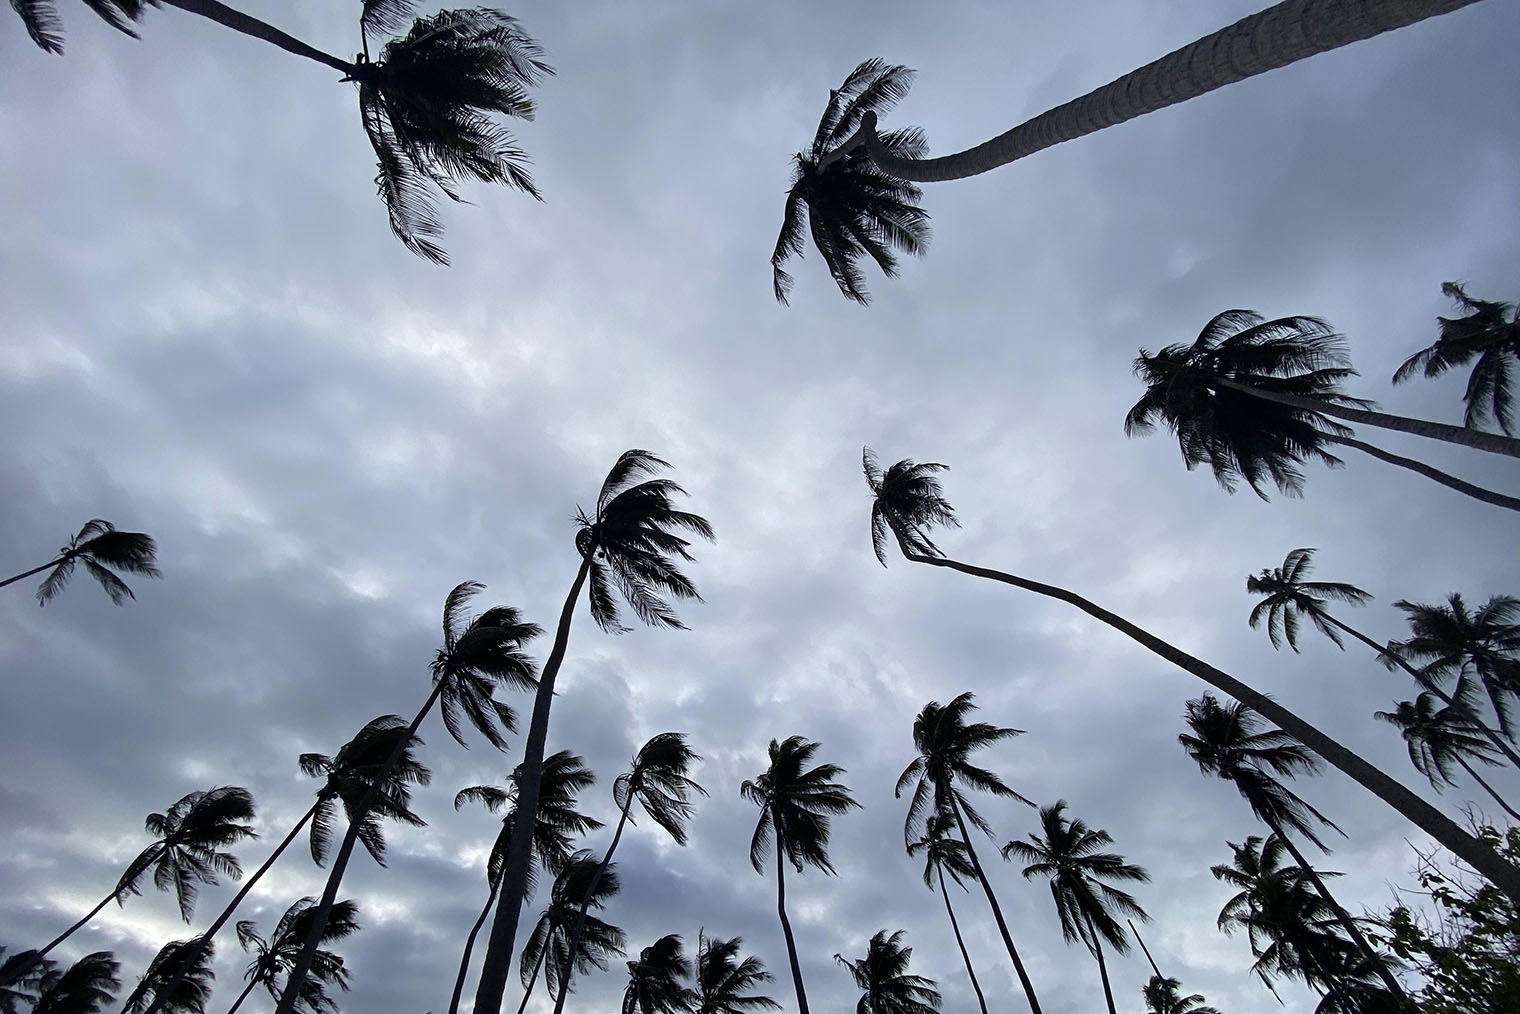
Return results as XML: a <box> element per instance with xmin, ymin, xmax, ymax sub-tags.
<box><xmin>946</xmin><ymin>795</ymin><xmax>1042</xmax><ymax>1014</ymax></box>
<box><xmin>1215</xmin><ymin>377</ymin><xmax>1520</xmax><ymax>459</ymax></box>
<box><xmin>551</xmin><ymin>793</ymin><xmax>634</xmax><ymax>1014</ymax></box>
<box><xmin>773</xmin><ymin>836</ymin><xmax>811</xmax><ymax>1014</ymax></box>
<box><xmin>1321</xmin><ymin>433</ymin><xmax>1520</xmax><ymax>513</ymax></box>
<box><xmin>1453</xmin><ymin>756</ymin><xmax>1520</xmax><ymax>822</ymax></box>
<box><xmin>821</xmin><ymin>0</ymin><xmax>1485</xmax><ymax>181</ymax></box>
<box><xmin>1129</xmin><ymin>920</ymin><xmax>1162</xmax><ymax>978</ymax></box>
<box><xmin>894</xmin><ymin>542</ymin><xmax>1520</xmax><ymax>906</ymax></box>
<box><xmin>515</xmin><ymin>944</ymin><xmax>548</xmax><ymax>1014</ymax></box>
<box><xmin>224</xmin><ymin>977</ymin><xmax>259</xmax><ymax>1014</ymax></box>
<box><xmin>937</xmin><ymin>867</ymin><xmax>989</xmax><ymax>1014</ymax></box>
<box><xmin>448</xmin><ymin>878</ymin><xmax>501</xmax><ymax>1014</ymax></box>
<box><xmin>474</xmin><ymin>556</ymin><xmax>593</xmax><ymax>1014</ymax></box>
<box><xmin>0</xmin><ymin>556</ymin><xmax>64</xmax><ymax>590</ymax></box>
<box><xmin>1082</xmin><ymin>912</ymin><xmax>1117</xmax><ymax>1014</ymax></box>
<box><xmin>31</xmin><ymin>877</ymin><xmax>139</xmax><ymax>964</ymax></box>
<box><xmin>154</xmin><ymin>0</ymin><xmax>356</xmax><ymax>75</ymax></box>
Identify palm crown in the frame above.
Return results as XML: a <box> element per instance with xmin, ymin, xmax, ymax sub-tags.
<box><xmin>693</xmin><ymin>934</ymin><xmax>778</xmax><ymax>1014</ymax></box>
<box><xmin>120</xmin><ymin>939</ymin><xmax>215</xmax><ymax>1014</ymax></box>
<box><xmin>521</xmin><ymin>853</ymin><xmax>625</xmax><ymax>1001</ymax></box>
<box><xmin>1375</xmin><ymin>692</ymin><xmax>1501</xmax><ymax>791</ymax></box>
<box><xmin>896</xmin><ymin>693</ymin><xmax>1031</xmax><ymax>845</ymax></box>
<box><xmin>1247</xmin><ymin>548</ymin><xmax>1373</xmax><ymax>652</ymax></box>
<box><xmin>1389</xmin><ymin>593</ymin><xmax>1520</xmax><ymax>737</ymax></box>
<box><xmin>1394</xmin><ymin>282</ymin><xmax>1520</xmax><ymax>434</ymax></box>
<box><xmin>1142</xmin><ymin>975</ymin><xmax>1220</xmax><ymax>1014</ymax></box>
<box><xmin>616</xmin><ymin>732</ymin><xmax>708</xmax><ymax>845</ymax></box>
<box><xmin>298</xmin><ymin>714</ymin><xmax>431</xmax><ymax>867</ymax></box>
<box><xmin>862</xmin><ymin>448</ymin><xmax>958</xmax><ymax>565</ymax></box>
<box><xmin>235</xmin><ymin>898</ymin><xmax>360</xmax><ymax>1014</ymax></box>
<box><xmin>33</xmin><ymin>519</ymin><xmax>160</xmax><ymax>606</ymax></box>
<box><xmin>834</xmin><ymin>930</ymin><xmax>941</xmax><ymax>1014</ymax></box>
<box><xmin>10</xmin><ymin>0</ymin><xmax>147</xmax><ymax>53</ymax></box>
<box><xmin>115</xmin><ymin>786</ymin><xmax>258</xmax><ymax>923</ymax></box>
<box><xmin>906</xmin><ymin>813</ymin><xmax>977</xmax><ymax>890</ymax></box>
<box><xmin>432</xmin><ymin>581</ymin><xmax>542</xmax><ymax>750</ymax></box>
<box><xmin>31</xmin><ymin>953</ymin><xmax>121</xmax><ymax>1014</ymax></box>
<box><xmin>741</xmin><ymin>736</ymin><xmax>859</xmax><ymax>875</ymax></box>
<box><xmin>772</xmin><ymin>59</ymin><xmax>930</xmax><ymax>305</ymax></box>
<box><xmin>621</xmin><ymin>935</ymin><xmax>696</xmax><ymax>1014</ymax></box>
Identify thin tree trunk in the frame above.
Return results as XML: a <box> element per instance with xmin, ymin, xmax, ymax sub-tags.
<box><xmin>448</xmin><ymin>878</ymin><xmax>501</xmax><ymax>1014</ymax></box>
<box><xmin>1321</xmin><ymin>433</ymin><xmax>1520</xmax><ymax>512</ymax></box>
<box><xmin>551</xmin><ymin>792</ymin><xmax>634</xmax><ymax>1014</ymax></box>
<box><xmin>937</xmin><ymin>867</ymin><xmax>988</xmax><ymax>1014</ymax></box>
<box><xmin>773</xmin><ymin>835</ymin><xmax>810</xmax><ymax>1014</ymax></box>
<box><xmin>894</xmin><ymin>541</ymin><xmax>1520</xmax><ymax>907</ymax></box>
<box><xmin>1216</xmin><ymin>376</ymin><xmax>1520</xmax><ymax>459</ymax></box>
<box><xmin>946</xmin><ymin>794</ymin><xmax>1042</xmax><ymax>1014</ymax></box>
<box><xmin>1129</xmin><ymin>919</ymin><xmax>1162</xmax><ymax>978</ymax></box>
<box><xmin>514</xmin><ymin>944</ymin><xmax>547</xmax><ymax>1014</ymax></box>
<box><xmin>32</xmin><ymin>887</ymin><xmax>125</xmax><ymax>964</ymax></box>
<box><xmin>1454</xmin><ymin>756</ymin><xmax>1520</xmax><ymax>822</ymax></box>
<box><xmin>0</xmin><ymin>557</ymin><xmax>64</xmax><ymax>590</ymax></box>
<box><xmin>819</xmin><ymin>0</ymin><xmax>1485</xmax><ymax>181</ymax></box>
<box><xmin>154</xmin><ymin>0</ymin><xmax>356</xmax><ymax>75</ymax></box>
<box><xmin>1083</xmin><ymin>912</ymin><xmax>1117</xmax><ymax>1014</ymax></box>
<box><xmin>474</xmin><ymin>556</ymin><xmax>593</xmax><ymax>1014</ymax></box>
<box><xmin>224</xmin><ymin>977</ymin><xmax>259</xmax><ymax>1014</ymax></box>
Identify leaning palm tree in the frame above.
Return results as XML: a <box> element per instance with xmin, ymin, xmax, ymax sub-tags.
<box><xmin>1125</xmin><ymin>312</ymin><xmax>1520</xmax><ymax>517</ymax></box>
<box><xmin>277</xmin><ymin>584</ymin><xmax>538</xmax><ymax>1014</ymax></box>
<box><xmin>741</xmin><ymin>736</ymin><xmax>860</xmax><ymax>1014</ymax></box>
<box><xmin>120</xmin><ymin>940</ymin><xmax>214</xmax><ymax>1014</ymax></box>
<box><xmin>834</xmin><ymin>931</ymin><xmax>940</xmax><ymax>1014</ymax></box>
<box><xmin>1141</xmin><ymin>975</ymin><xmax>1221</xmax><ymax>1014</ymax></box>
<box><xmin>895</xmin><ymin>693</ymin><xmax>1041</xmax><ymax>1013</ymax></box>
<box><xmin>31</xmin><ymin>952</ymin><xmax>120</xmax><ymax>1014</ymax></box>
<box><xmin>906</xmin><ymin>815</ymin><xmax>988</xmax><ymax>1014</ymax></box>
<box><xmin>779</xmin><ymin>1</ymin><xmax>1487</xmax><ymax>301</ymax></box>
<box><xmin>1003</xmin><ymin>802</ymin><xmax>1150</xmax><ymax>1014</ymax></box>
<box><xmin>692</xmin><ymin>933</ymin><xmax>779</xmax><ymax>1014</ymax></box>
<box><xmin>1389</xmin><ymin>593</ymin><xmax>1520</xmax><ymax>739</ymax></box>
<box><xmin>621</xmin><ymin>936</ymin><xmax>696</xmax><ymax>1014</ymax></box>
<box><xmin>515</xmin><ymin>854</ymin><xmax>625</xmax><ymax>1014</ymax></box>
<box><xmin>1394</xmin><ymin>282</ymin><xmax>1520</xmax><ymax>434</ymax></box>
<box><xmin>552</xmin><ymin>733</ymin><xmax>707</xmax><ymax>1014</ymax></box>
<box><xmin>226</xmin><ymin>898</ymin><xmax>359</xmax><ymax>1014</ymax></box>
<box><xmin>1375</xmin><ymin>693</ymin><xmax>1520</xmax><ymax>821</ymax></box>
<box><xmin>861</xmin><ymin>446</ymin><xmax>1520</xmax><ymax>904</ymax></box>
<box><xmin>0</xmin><ymin>519</ymin><xmax>160</xmax><ymax>605</ymax></box>
<box><xmin>475</xmin><ymin>450</ymin><xmax>712</xmax><ymax>1014</ymax></box>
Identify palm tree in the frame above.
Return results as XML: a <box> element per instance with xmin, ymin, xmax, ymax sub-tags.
<box><xmin>0</xmin><ymin>519</ymin><xmax>160</xmax><ymax>605</ymax></box>
<box><xmin>741</xmin><ymin>736</ymin><xmax>860</xmax><ymax>1014</ymax></box>
<box><xmin>1375</xmin><ymin>693</ymin><xmax>1520</xmax><ymax>821</ymax></box>
<box><xmin>692</xmin><ymin>933</ymin><xmax>779</xmax><ymax>1014</ymax></box>
<box><xmin>13</xmin><ymin>2</ymin><xmax>552</xmax><ymax>264</ymax></box>
<box><xmin>622</xmin><ymin>936</ymin><xmax>696</xmax><ymax>1014</ymax></box>
<box><xmin>1141</xmin><ymin>976</ymin><xmax>1221</xmax><ymax>1014</ymax></box>
<box><xmin>120</xmin><ymin>940</ymin><xmax>214</xmax><ymax>1014</ymax></box>
<box><xmin>1124</xmin><ymin>313</ymin><xmax>1520</xmax><ymax>515</ymax></box>
<box><xmin>475</xmin><ymin>450</ymin><xmax>713</xmax><ymax>1014</ymax></box>
<box><xmin>1003</xmin><ymin>801</ymin><xmax>1150</xmax><ymax>1014</ymax></box>
<box><xmin>1389</xmin><ymin>593</ymin><xmax>1520</xmax><ymax>739</ymax></box>
<box><xmin>1246</xmin><ymin>549</ymin><xmax>1520</xmax><ymax>769</ymax></box>
<box><xmin>771</xmin><ymin>59</ymin><xmax>930</xmax><ymax>305</ymax></box>
<box><xmin>31</xmin><ymin>952</ymin><xmax>121</xmax><ymax>1014</ymax></box>
<box><xmin>1</xmin><ymin>946</ymin><xmax>52</xmax><ymax>1012</ymax></box>
<box><xmin>1394</xmin><ymin>282</ymin><xmax>1520</xmax><ymax>434</ymax></box>
<box><xmin>906</xmin><ymin>815</ymin><xmax>988</xmax><ymax>1014</ymax></box>
<box><xmin>552</xmin><ymin>733</ymin><xmax>706</xmax><ymax>1014</ymax></box>
<box><xmin>449</xmin><ymin>750</ymin><xmax>603</xmax><ymax>1014</ymax></box>
<box><xmin>860</xmin><ymin>446</ymin><xmax>1520</xmax><ymax>904</ymax></box>
<box><xmin>277</xmin><ymin>583</ymin><xmax>538</xmax><ymax>1014</ymax></box>
<box><xmin>515</xmin><ymin>854</ymin><xmax>625</xmax><ymax>1014</ymax></box>
<box><xmin>895</xmin><ymin>693</ymin><xmax>1041</xmax><ymax>1013</ymax></box>
<box><xmin>226</xmin><ymin>898</ymin><xmax>359</xmax><ymax>1014</ymax></box>
<box><xmin>834</xmin><ymin>931</ymin><xmax>941</xmax><ymax>1014</ymax></box>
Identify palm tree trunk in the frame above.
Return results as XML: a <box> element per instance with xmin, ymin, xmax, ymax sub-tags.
<box><xmin>937</xmin><ymin>866</ymin><xmax>989</xmax><ymax>1014</ymax></box>
<box><xmin>773</xmin><ymin>835</ymin><xmax>810</xmax><ymax>1014</ymax></box>
<box><xmin>474</xmin><ymin>556</ymin><xmax>594</xmax><ymax>1014</ymax></box>
<box><xmin>224</xmin><ymin>977</ymin><xmax>259</xmax><ymax>1014</ymax></box>
<box><xmin>0</xmin><ymin>556</ymin><xmax>64</xmax><ymax>590</ymax></box>
<box><xmin>154</xmin><ymin>0</ymin><xmax>357</xmax><ymax>75</ymax></box>
<box><xmin>1454</xmin><ymin>756</ymin><xmax>1520</xmax><ymax>822</ymax></box>
<box><xmin>1214</xmin><ymin>377</ymin><xmax>1520</xmax><ymax>459</ymax></box>
<box><xmin>1129</xmin><ymin>919</ymin><xmax>1162</xmax><ymax>978</ymax></box>
<box><xmin>1320</xmin><ymin>433</ymin><xmax>1520</xmax><ymax>512</ymax></box>
<box><xmin>820</xmin><ymin>0</ymin><xmax>1484</xmax><ymax>181</ymax></box>
<box><xmin>448</xmin><ymin>878</ymin><xmax>501</xmax><ymax>1014</ymax></box>
<box><xmin>551</xmin><ymin>792</ymin><xmax>634</xmax><ymax>1014</ymax></box>
<box><xmin>30</xmin><ymin>876</ymin><xmax>137</xmax><ymax>964</ymax></box>
<box><xmin>1083</xmin><ymin>912</ymin><xmax>1117</xmax><ymax>1014</ymax></box>
<box><xmin>893</xmin><ymin>539</ymin><xmax>1520</xmax><ymax>907</ymax></box>
<box><xmin>945</xmin><ymin>794</ymin><xmax>1043</xmax><ymax>1014</ymax></box>
<box><xmin>514</xmin><ymin>944</ymin><xmax>547</xmax><ymax>1014</ymax></box>
<box><xmin>273</xmin><ymin>683</ymin><xmax>448</xmax><ymax>1014</ymax></box>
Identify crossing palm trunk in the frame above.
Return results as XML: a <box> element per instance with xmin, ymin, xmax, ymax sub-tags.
<box><xmin>447</xmin><ymin>877</ymin><xmax>501</xmax><ymax>1014</ymax></box>
<box><xmin>0</xmin><ymin>557</ymin><xmax>64</xmax><ymax>590</ymax></box>
<box><xmin>774</xmin><ymin>833</ymin><xmax>811</xmax><ymax>1014</ymax></box>
<box><xmin>937</xmin><ymin>866</ymin><xmax>988</xmax><ymax>1014</ymax></box>
<box><xmin>154</xmin><ymin>0</ymin><xmax>357</xmax><ymax>75</ymax></box>
<box><xmin>514</xmin><ymin>945</ymin><xmax>547</xmax><ymax>1014</ymax></box>
<box><xmin>1453</xmin><ymin>756</ymin><xmax>1520</xmax><ymax>821</ymax></box>
<box><xmin>224</xmin><ymin>976</ymin><xmax>259</xmax><ymax>1014</ymax></box>
<box><xmin>1320</xmin><ymin>433</ymin><xmax>1520</xmax><ymax>513</ymax></box>
<box><xmin>1083</xmin><ymin>912</ymin><xmax>1117</xmax><ymax>1014</ymax></box>
<box><xmin>551</xmin><ymin>793</ymin><xmax>634</xmax><ymax>1014</ymax></box>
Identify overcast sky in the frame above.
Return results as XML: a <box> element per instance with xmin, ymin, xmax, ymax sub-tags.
<box><xmin>2</xmin><ymin>2</ymin><xmax>1518</xmax><ymax>1013</ymax></box>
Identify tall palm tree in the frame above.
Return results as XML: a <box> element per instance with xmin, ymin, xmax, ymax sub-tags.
<box><xmin>1375</xmin><ymin>692</ymin><xmax>1520</xmax><ymax>820</ymax></box>
<box><xmin>31</xmin><ymin>952</ymin><xmax>120</xmax><ymax>1014</ymax></box>
<box><xmin>1394</xmin><ymin>282</ymin><xmax>1520</xmax><ymax>434</ymax></box>
<box><xmin>1125</xmin><ymin>312</ymin><xmax>1520</xmax><ymax>516</ymax></box>
<box><xmin>1003</xmin><ymin>801</ymin><xmax>1150</xmax><ymax>1014</ymax></box>
<box><xmin>1389</xmin><ymin>593</ymin><xmax>1520</xmax><ymax>738</ymax></box>
<box><xmin>895</xmin><ymin>693</ymin><xmax>1041</xmax><ymax>1013</ymax></box>
<box><xmin>1180</xmin><ymin>694</ymin><xmax>1402</xmax><ymax>998</ymax></box>
<box><xmin>621</xmin><ymin>936</ymin><xmax>696</xmax><ymax>1014</ymax></box>
<box><xmin>515</xmin><ymin>854</ymin><xmax>625</xmax><ymax>1014</ymax></box>
<box><xmin>781</xmin><ymin>1</ymin><xmax>1486</xmax><ymax>300</ymax></box>
<box><xmin>277</xmin><ymin>583</ymin><xmax>538</xmax><ymax>1014</ymax></box>
<box><xmin>833</xmin><ymin>931</ymin><xmax>941</xmax><ymax>1014</ymax></box>
<box><xmin>226</xmin><ymin>898</ymin><xmax>359</xmax><ymax>1014</ymax></box>
<box><xmin>120</xmin><ymin>940</ymin><xmax>214</xmax><ymax>1014</ymax></box>
<box><xmin>449</xmin><ymin>750</ymin><xmax>603</xmax><ymax>1014</ymax></box>
<box><xmin>475</xmin><ymin>450</ymin><xmax>712</xmax><ymax>1014</ymax></box>
<box><xmin>552</xmin><ymin>733</ymin><xmax>706</xmax><ymax>1014</ymax></box>
<box><xmin>771</xmin><ymin>59</ymin><xmax>930</xmax><ymax>305</ymax></box>
<box><xmin>692</xmin><ymin>933</ymin><xmax>778</xmax><ymax>1014</ymax></box>
<box><xmin>741</xmin><ymin>736</ymin><xmax>860</xmax><ymax>1014</ymax></box>
<box><xmin>1141</xmin><ymin>976</ymin><xmax>1221</xmax><ymax>1014</ymax></box>
<box><xmin>860</xmin><ymin>446</ymin><xmax>1520</xmax><ymax>904</ymax></box>
<box><xmin>906</xmin><ymin>815</ymin><xmax>988</xmax><ymax>1014</ymax></box>
<box><xmin>12</xmin><ymin>2</ymin><xmax>552</xmax><ymax>264</ymax></box>
<box><xmin>0</xmin><ymin>519</ymin><xmax>160</xmax><ymax>605</ymax></box>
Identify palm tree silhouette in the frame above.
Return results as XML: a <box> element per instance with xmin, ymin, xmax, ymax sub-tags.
<box><xmin>227</xmin><ymin>898</ymin><xmax>359</xmax><ymax>1014</ymax></box>
<box><xmin>120</xmin><ymin>939</ymin><xmax>214</xmax><ymax>1014</ymax></box>
<box><xmin>277</xmin><ymin>584</ymin><xmax>537</xmax><ymax>1014</ymax></box>
<box><xmin>0</xmin><ymin>519</ymin><xmax>160</xmax><ymax>606</ymax></box>
<box><xmin>476</xmin><ymin>450</ymin><xmax>712</xmax><ymax>1014</ymax></box>
<box><xmin>515</xmin><ymin>853</ymin><xmax>625</xmax><ymax>1014</ymax></box>
<box><xmin>1141</xmin><ymin>975</ymin><xmax>1220</xmax><ymax>1014</ymax></box>
<box><xmin>31</xmin><ymin>952</ymin><xmax>120</xmax><ymax>1014</ymax></box>
<box><xmin>906</xmin><ymin>814</ymin><xmax>988</xmax><ymax>1014</ymax></box>
<box><xmin>861</xmin><ymin>445</ymin><xmax>1520</xmax><ymax>904</ymax></box>
<box><xmin>1125</xmin><ymin>312</ymin><xmax>1520</xmax><ymax>514</ymax></box>
<box><xmin>553</xmin><ymin>733</ymin><xmax>707</xmax><ymax>1014</ymax></box>
<box><xmin>833</xmin><ymin>930</ymin><xmax>941</xmax><ymax>1014</ymax></box>
<box><xmin>8</xmin><ymin>0</ymin><xmax>145</xmax><ymax>53</ymax></box>
<box><xmin>770</xmin><ymin>59</ymin><xmax>929</xmax><ymax>305</ymax></box>
<box><xmin>1389</xmin><ymin>593</ymin><xmax>1520</xmax><ymax>739</ymax></box>
<box><xmin>1395</xmin><ymin>282</ymin><xmax>1520</xmax><ymax>434</ymax></box>
<box><xmin>692</xmin><ymin>933</ymin><xmax>779</xmax><ymax>1014</ymax></box>
<box><xmin>1003</xmin><ymin>801</ymin><xmax>1150</xmax><ymax>1014</ymax></box>
<box><xmin>895</xmin><ymin>693</ymin><xmax>1041</xmax><ymax>1013</ymax></box>
<box><xmin>621</xmin><ymin>935</ymin><xmax>696</xmax><ymax>1014</ymax></box>
<box><xmin>449</xmin><ymin>750</ymin><xmax>603</xmax><ymax>1014</ymax></box>
<box><xmin>741</xmin><ymin>736</ymin><xmax>859</xmax><ymax>1014</ymax></box>
<box><xmin>1376</xmin><ymin>693</ymin><xmax>1519</xmax><ymax>821</ymax></box>
<box><xmin>1</xmin><ymin>946</ymin><xmax>54</xmax><ymax>1011</ymax></box>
